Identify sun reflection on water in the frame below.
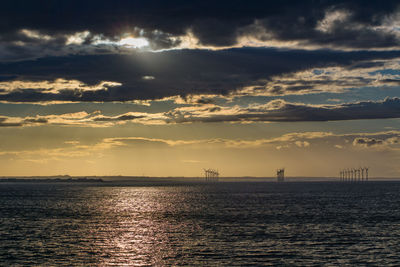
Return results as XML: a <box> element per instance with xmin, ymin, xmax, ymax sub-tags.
<box><xmin>89</xmin><ymin>187</ymin><xmax>196</xmax><ymax>266</ymax></box>
<box><xmin>2</xmin><ymin>183</ymin><xmax>400</xmax><ymax>266</ymax></box>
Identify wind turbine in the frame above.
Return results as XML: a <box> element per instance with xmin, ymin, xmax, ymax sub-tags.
<box><xmin>361</xmin><ymin>167</ymin><xmax>364</xmax><ymax>181</ymax></box>
<box><xmin>203</xmin><ymin>168</ymin><xmax>209</xmax><ymax>180</ymax></box>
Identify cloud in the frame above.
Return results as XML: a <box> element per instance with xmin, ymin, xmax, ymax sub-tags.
<box><xmin>142</xmin><ymin>76</ymin><xmax>155</xmax><ymax>80</ymax></box>
<box><xmin>353</xmin><ymin>135</ymin><xmax>400</xmax><ymax>148</ymax></box>
<box><xmin>0</xmin><ymin>112</ymin><xmax>94</xmax><ymax>127</ymax></box>
<box><xmin>53</xmin><ymin>132</ymin><xmax>336</xmax><ymax>152</ymax></box>
<box><xmin>92</xmin><ymin>114</ymin><xmax>145</xmax><ymax>122</ymax></box>
<box><xmin>164</xmin><ymin>98</ymin><xmax>400</xmax><ymax>123</ymax></box>
<box><xmin>101</xmin><ymin>137</ymin><xmax>204</xmax><ymax>147</ymax></box>
<box><xmin>0</xmin><ymin>78</ymin><xmax>121</xmax><ymax>96</ymax></box>
<box><xmin>0</xmin><ymin>110</ymin><xmax>167</xmax><ymax>127</ymax></box>
<box><xmin>237</xmin><ymin>59</ymin><xmax>400</xmax><ymax>96</ymax></box>
<box><xmin>316</xmin><ymin>9</ymin><xmax>351</xmax><ymax>34</ymax></box>
<box><xmin>1</xmin><ymin>130</ymin><xmax>399</xmax><ymax>166</ymax></box>
<box><xmin>181</xmin><ymin>159</ymin><xmax>203</xmax><ymax>163</ymax></box>
<box><xmin>353</xmin><ymin>137</ymin><xmax>384</xmax><ymax>147</ymax></box>
<box><xmin>0</xmin><ymin>116</ymin><xmax>23</xmax><ymax>127</ymax></box>
<box><xmin>0</xmin><ymin>115</ymin><xmax>49</xmax><ymax>127</ymax></box>
<box><xmin>295</xmin><ymin>141</ymin><xmax>310</xmax><ymax>148</ymax></box>
<box><xmin>1</xmin><ymin>48</ymin><xmax>400</xmax><ymax>103</ymax></box>
<box><xmin>2</xmin><ymin>97</ymin><xmax>400</xmax><ymax>127</ymax></box>
<box><xmin>1</xmin><ymin>0</ymin><xmax>400</xmax><ymax>57</ymax></box>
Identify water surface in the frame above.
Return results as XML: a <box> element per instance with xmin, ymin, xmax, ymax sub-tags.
<box><xmin>1</xmin><ymin>181</ymin><xmax>400</xmax><ymax>265</ymax></box>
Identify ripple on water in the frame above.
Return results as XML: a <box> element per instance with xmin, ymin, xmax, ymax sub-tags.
<box><xmin>1</xmin><ymin>182</ymin><xmax>400</xmax><ymax>265</ymax></box>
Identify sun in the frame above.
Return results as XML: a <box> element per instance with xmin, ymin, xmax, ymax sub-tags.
<box><xmin>118</xmin><ymin>37</ymin><xmax>149</xmax><ymax>48</ymax></box>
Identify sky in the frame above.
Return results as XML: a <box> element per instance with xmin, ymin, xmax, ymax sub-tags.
<box><xmin>1</xmin><ymin>0</ymin><xmax>400</xmax><ymax>177</ymax></box>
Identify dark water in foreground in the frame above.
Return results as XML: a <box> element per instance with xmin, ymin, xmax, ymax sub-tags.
<box><xmin>1</xmin><ymin>181</ymin><xmax>400</xmax><ymax>266</ymax></box>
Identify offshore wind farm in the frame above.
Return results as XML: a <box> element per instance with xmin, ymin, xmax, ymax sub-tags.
<box><xmin>2</xmin><ymin>0</ymin><xmax>400</xmax><ymax>266</ymax></box>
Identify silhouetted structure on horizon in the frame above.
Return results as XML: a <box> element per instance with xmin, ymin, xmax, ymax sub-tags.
<box><xmin>204</xmin><ymin>168</ymin><xmax>219</xmax><ymax>182</ymax></box>
<box><xmin>339</xmin><ymin>167</ymin><xmax>369</xmax><ymax>182</ymax></box>
<box><xmin>277</xmin><ymin>168</ymin><xmax>285</xmax><ymax>182</ymax></box>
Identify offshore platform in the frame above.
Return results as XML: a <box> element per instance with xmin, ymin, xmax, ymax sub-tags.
<box><xmin>277</xmin><ymin>168</ymin><xmax>285</xmax><ymax>182</ymax></box>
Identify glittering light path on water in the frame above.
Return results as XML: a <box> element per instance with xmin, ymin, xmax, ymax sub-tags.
<box><xmin>1</xmin><ymin>182</ymin><xmax>400</xmax><ymax>265</ymax></box>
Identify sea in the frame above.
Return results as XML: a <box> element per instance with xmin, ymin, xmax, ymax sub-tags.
<box><xmin>1</xmin><ymin>180</ymin><xmax>400</xmax><ymax>266</ymax></box>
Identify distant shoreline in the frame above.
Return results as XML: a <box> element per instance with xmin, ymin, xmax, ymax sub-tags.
<box><xmin>0</xmin><ymin>177</ymin><xmax>104</xmax><ymax>183</ymax></box>
<box><xmin>1</xmin><ymin>176</ymin><xmax>400</xmax><ymax>182</ymax></box>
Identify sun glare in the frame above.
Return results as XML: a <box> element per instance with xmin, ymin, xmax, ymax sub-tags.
<box><xmin>118</xmin><ymin>37</ymin><xmax>149</xmax><ymax>48</ymax></box>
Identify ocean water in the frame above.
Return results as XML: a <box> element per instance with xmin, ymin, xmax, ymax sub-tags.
<box><xmin>1</xmin><ymin>181</ymin><xmax>400</xmax><ymax>266</ymax></box>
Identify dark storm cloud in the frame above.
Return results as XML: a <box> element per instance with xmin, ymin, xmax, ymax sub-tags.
<box><xmin>250</xmin><ymin>2</ymin><xmax>400</xmax><ymax>49</ymax></box>
<box><xmin>1</xmin><ymin>48</ymin><xmax>400</xmax><ymax>103</ymax></box>
<box><xmin>1</xmin><ymin>0</ymin><xmax>400</xmax><ymax>53</ymax></box>
<box><xmin>165</xmin><ymin>98</ymin><xmax>400</xmax><ymax>123</ymax></box>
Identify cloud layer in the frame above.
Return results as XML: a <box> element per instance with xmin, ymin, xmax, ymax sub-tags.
<box><xmin>2</xmin><ymin>98</ymin><xmax>400</xmax><ymax>127</ymax></box>
<box><xmin>2</xmin><ymin>0</ymin><xmax>400</xmax><ymax>59</ymax></box>
<box><xmin>165</xmin><ymin>98</ymin><xmax>400</xmax><ymax>123</ymax></box>
<box><xmin>1</xmin><ymin>48</ymin><xmax>400</xmax><ymax>103</ymax></box>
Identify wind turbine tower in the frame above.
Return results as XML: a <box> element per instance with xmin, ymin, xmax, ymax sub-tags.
<box><xmin>277</xmin><ymin>168</ymin><xmax>285</xmax><ymax>182</ymax></box>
